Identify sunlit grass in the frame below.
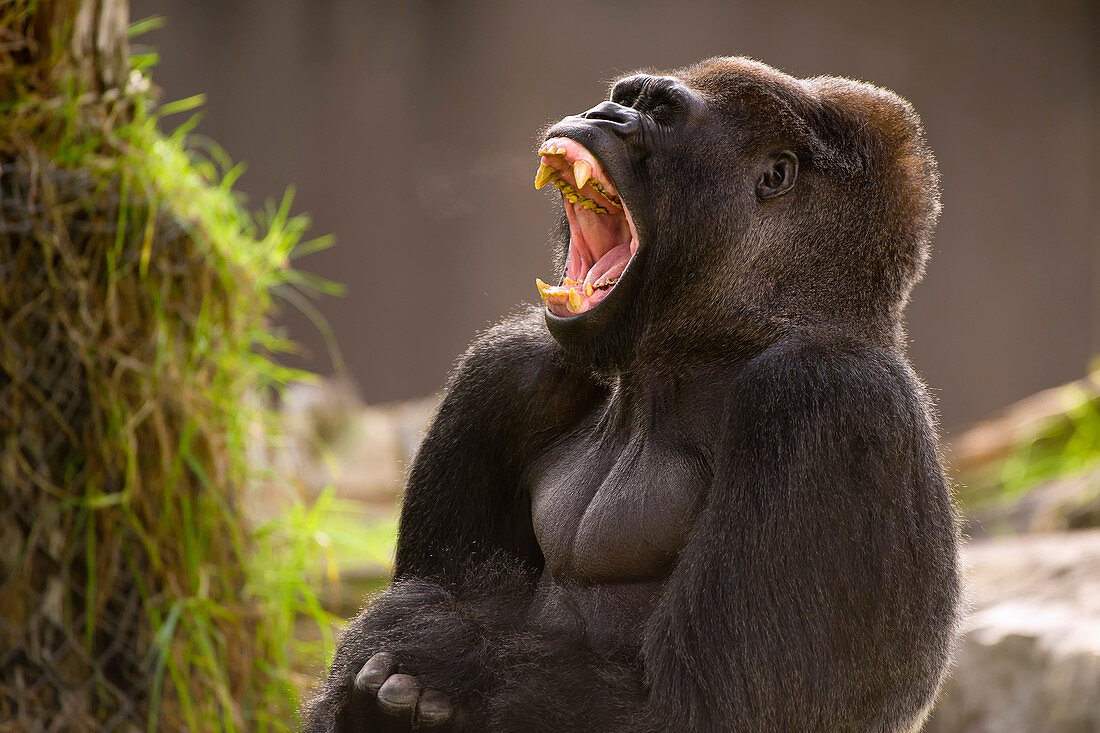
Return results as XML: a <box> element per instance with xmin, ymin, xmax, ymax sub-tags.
<box><xmin>1</xmin><ymin>5</ymin><xmax>358</xmax><ymax>728</ymax></box>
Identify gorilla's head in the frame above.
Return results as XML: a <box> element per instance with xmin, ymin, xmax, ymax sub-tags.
<box><xmin>535</xmin><ymin>57</ymin><xmax>940</xmax><ymax>371</ymax></box>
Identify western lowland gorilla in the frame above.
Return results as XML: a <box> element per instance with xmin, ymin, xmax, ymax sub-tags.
<box><xmin>305</xmin><ymin>56</ymin><xmax>960</xmax><ymax>732</ymax></box>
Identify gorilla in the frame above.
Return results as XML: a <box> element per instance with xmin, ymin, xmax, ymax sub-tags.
<box><xmin>305</xmin><ymin>56</ymin><xmax>960</xmax><ymax>732</ymax></box>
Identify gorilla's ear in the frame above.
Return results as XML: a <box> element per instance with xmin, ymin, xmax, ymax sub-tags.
<box><xmin>756</xmin><ymin>151</ymin><xmax>798</xmax><ymax>200</ymax></box>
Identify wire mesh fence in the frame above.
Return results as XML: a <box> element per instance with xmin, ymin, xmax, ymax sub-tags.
<box><xmin>0</xmin><ymin>160</ymin><xmax>153</xmax><ymax>730</ymax></box>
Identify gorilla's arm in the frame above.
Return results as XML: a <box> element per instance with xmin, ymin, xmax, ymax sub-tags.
<box><xmin>393</xmin><ymin>318</ymin><xmax>551</xmax><ymax>582</ymax></box>
<box><xmin>637</xmin><ymin>336</ymin><xmax>958</xmax><ymax>732</ymax></box>
<box><xmin>303</xmin><ymin>310</ymin><xmax>591</xmax><ymax>731</ymax></box>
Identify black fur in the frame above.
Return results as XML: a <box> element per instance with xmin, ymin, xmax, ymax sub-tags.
<box><xmin>304</xmin><ymin>57</ymin><xmax>959</xmax><ymax>732</ymax></box>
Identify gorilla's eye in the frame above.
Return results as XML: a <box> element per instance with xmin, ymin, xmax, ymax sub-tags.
<box><xmin>644</xmin><ymin>97</ymin><xmax>677</xmax><ymax>125</ymax></box>
<box><xmin>639</xmin><ymin>86</ymin><xmax>678</xmax><ymax>114</ymax></box>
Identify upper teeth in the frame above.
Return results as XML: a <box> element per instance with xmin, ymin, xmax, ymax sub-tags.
<box><xmin>534</xmin><ymin>162</ymin><xmax>557</xmax><ymax>190</ymax></box>
<box><xmin>572</xmin><ymin>160</ymin><xmax>592</xmax><ymax>189</ymax></box>
<box><xmin>552</xmin><ymin>179</ymin><xmax>608</xmax><ymax>213</ymax></box>
<box><xmin>590</xmin><ymin>179</ymin><xmax>622</xmax><ymax>208</ymax></box>
<box><xmin>534</xmin><ymin>148</ymin><xmax>621</xmax><ymax>213</ymax></box>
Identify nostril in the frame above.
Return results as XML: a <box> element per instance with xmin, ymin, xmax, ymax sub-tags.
<box><xmin>580</xmin><ymin>102</ymin><xmax>640</xmax><ymax>133</ymax></box>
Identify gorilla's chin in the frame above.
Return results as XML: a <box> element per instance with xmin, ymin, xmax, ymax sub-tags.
<box><xmin>533</xmin><ymin>137</ymin><xmax>639</xmax><ymax>319</ymax></box>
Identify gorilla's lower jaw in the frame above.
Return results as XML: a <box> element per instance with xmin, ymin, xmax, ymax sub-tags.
<box><xmin>534</xmin><ymin>137</ymin><xmax>638</xmax><ymax>317</ymax></box>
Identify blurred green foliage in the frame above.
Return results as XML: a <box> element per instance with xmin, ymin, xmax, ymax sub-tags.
<box><xmin>998</xmin><ymin>363</ymin><xmax>1100</xmax><ymax>499</ymax></box>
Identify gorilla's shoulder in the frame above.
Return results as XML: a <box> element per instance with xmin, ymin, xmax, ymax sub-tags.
<box><xmin>736</xmin><ymin>330</ymin><xmax>930</xmax><ymax>429</ymax></box>
<box><xmin>749</xmin><ymin>331</ymin><xmax>907</xmax><ymax>379</ymax></box>
<box><xmin>446</xmin><ymin>305</ymin><xmax>578</xmax><ymax>403</ymax></box>
<box><xmin>461</xmin><ymin>306</ymin><xmax>553</xmax><ymax>364</ymax></box>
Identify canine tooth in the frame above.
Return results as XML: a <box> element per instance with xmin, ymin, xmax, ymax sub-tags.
<box><xmin>534</xmin><ymin>163</ymin><xmax>557</xmax><ymax>190</ymax></box>
<box><xmin>567</xmin><ymin>289</ymin><xmax>583</xmax><ymax>313</ymax></box>
<box><xmin>536</xmin><ymin>278</ymin><xmax>551</xmax><ymax>299</ymax></box>
<box><xmin>573</xmin><ymin>160</ymin><xmax>592</xmax><ymax>190</ymax></box>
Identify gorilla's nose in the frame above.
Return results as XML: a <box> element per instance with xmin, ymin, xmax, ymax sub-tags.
<box><xmin>580</xmin><ymin>102</ymin><xmax>640</xmax><ymax>135</ymax></box>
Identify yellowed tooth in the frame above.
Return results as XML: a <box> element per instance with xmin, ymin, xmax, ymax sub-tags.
<box><xmin>565</xmin><ymin>193</ymin><xmax>580</xmax><ymax>203</ymax></box>
<box><xmin>591</xmin><ymin>180</ymin><xmax>622</xmax><ymax>208</ymax></box>
<box><xmin>534</xmin><ymin>163</ymin><xmax>557</xmax><ymax>190</ymax></box>
<box><xmin>573</xmin><ymin>160</ymin><xmax>592</xmax><ymax>190</ymax></box>
<box><xmin>585</xmin><ymin>282</ymin><xmax>594</xmax><ymax>297</ymax></box>
<box><xmin>536</xmin><ymin>278</ymin><xmax>551</xmax><ymax>299</ymax></box>
<box><xmin>567</xmin><ymin>289</ymin><xmax>583</xmax><ymax>313</ymax></box>
<box><xmin>594</xmin><ymin>206</ymin><xmax>609</xmax><ymax>214</ymax></box>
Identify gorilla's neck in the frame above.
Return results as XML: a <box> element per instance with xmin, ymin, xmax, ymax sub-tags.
<box><xmin>606</xmin><ymin>358</ymin><xmax>747</xmax><ymax>435</ymax></box>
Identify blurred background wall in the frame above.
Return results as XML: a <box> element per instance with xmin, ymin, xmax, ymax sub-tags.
<box><xmin>132</xmin><ymin>0</ymin><xmax>1098</xmax><ymax>434</ymax></box>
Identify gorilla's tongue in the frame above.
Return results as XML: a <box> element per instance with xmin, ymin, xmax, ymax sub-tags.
<box><xmin>535</xmin><ymin>241</ymin><xmax>632</xmax><ymax>317</ymax></box>
<box><xmin>584</xmin><ymin>243</ymin><xmax>631</xmax><ymax>288</ymax></box>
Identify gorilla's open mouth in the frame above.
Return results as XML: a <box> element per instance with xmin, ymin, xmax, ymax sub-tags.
<box><xmin>533</xmin><ymin>137</ymin><xmax>639</xmax><ymax>318</ymax></box>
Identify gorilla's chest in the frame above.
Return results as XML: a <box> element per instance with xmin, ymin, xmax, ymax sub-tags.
<box><xmin>527</xmin><ymin>420</ymin><xmax>711</xmax><ymax>584</ymax></box>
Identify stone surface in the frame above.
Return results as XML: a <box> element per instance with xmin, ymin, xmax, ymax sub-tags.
<box><xmin>274</xmin><ymin>379</ymin><xmax>438</xmax><ymax>506</ymax></box>
<box><xmin>926</xmin><ymin>530</ymin><xmax>1100</xmax><ymax>732</ymax></box>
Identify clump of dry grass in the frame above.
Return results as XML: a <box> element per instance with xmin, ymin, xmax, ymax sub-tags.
<box><xmin>0</xmin><ymin>3</ymin><xmax>336</xmax><ymax>729</ymax></box>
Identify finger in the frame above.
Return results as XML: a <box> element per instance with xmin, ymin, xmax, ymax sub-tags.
<box><xmin>340</xmin><ymin>671</ymin><xmax>370</xmax><ymax>732</ymax></box>
<box><xmin>376</xmin><ymin>672</ymin><xmax>420</xmax><ymax>729</ymax></box>
<box><xmin>355</xmin><ymin>652</ymin><xmax>398</xmax><ymax>696</ymax></box>
<box><xmin>415</xmin><ymin>688</ymin><xmax>454</xmax><ymax>730</ymax></box>
<box><xmin>346</xmin><ymin>653</ymin><xmax>397</xmax><ymax>731</ymax></box>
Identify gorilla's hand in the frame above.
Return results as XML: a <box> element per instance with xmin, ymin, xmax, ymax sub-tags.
<box><xmin>342</xmin><ymin>652</ymin><xmax>456</xmax><ymax>732</ymax></box>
